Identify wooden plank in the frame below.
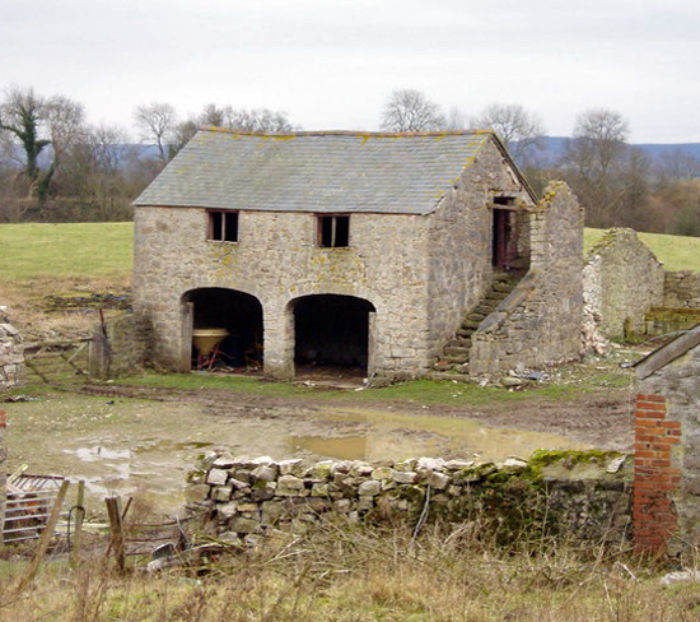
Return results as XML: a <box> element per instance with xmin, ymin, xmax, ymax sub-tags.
<box><xmin>17</xmin><ymin>480</ymin><xmax>69</xmax><ymax>588</ymax></box>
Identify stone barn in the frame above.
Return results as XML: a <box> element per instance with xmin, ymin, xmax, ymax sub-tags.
<box><xmin>132</xmin><ymin>129</ymin><xmax>583</xmax><ymax>380</ymax></box>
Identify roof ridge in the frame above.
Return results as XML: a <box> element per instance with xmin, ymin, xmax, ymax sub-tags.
<box><xmin>199</xmin><ymin>126</ymin><xmax>494</xmax><ymax>138</ymax></box>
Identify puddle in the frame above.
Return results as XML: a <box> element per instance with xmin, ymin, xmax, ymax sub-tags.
<box><xmin>66</xmin><ymin>446</ymin><xmax>132</xmax><ymax>462</ymax></box>
<box><xmin>8</xmin><ymin>395</ymin><xmax>592</xmax><ymax>515</ymax></box>
<box><xmin>289</xmin><ymin>435</ymin><xmax>368</xmax><ymax>461</ymax></box>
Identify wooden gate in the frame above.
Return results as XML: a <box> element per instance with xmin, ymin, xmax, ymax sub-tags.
<box><xmin>23</xmin><ymin>338</ymin><xmax>92</xmax><ymax>385</ymax></box>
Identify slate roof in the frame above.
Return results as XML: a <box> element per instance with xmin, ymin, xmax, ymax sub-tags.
<box><xmin>133</xmin><ymin>129</ymin><xmax>505</xmax><ymax>215</ymax></box>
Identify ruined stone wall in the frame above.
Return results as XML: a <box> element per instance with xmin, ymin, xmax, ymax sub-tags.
<box><xmin>584</xmin><ymin>228</ymin><xmax>664</xmax><ymax>338</ymax></box>
<box><xmin>663</xmin><ymin>271</ymin><xmax>700</xmax><ymax>309</ymax></box>
<box><xmin>469</xmin><ymin>182</ymin><xmax>584</xmax><ymax>376</ymax></box>
<box><xmin>0</xmin><ymin>312</ymin><xmax>24</xmax><ymax>391</ymax></box>
<box><xmin>0</xmin><ymin>410</ymin><xmax>6</xmax><ymax>543</ymax></box>
<box><xmin>427</xmin><ymin>139</ymin><xmax>535</xmax><ymax>359</ymax></box>
<box><xmin>188</xmin><ymin>451</ymin><xmax>631</xmax><ymax>547</ymax></box>
<box><xmin>134</xmin><ymin>208</ymin><xmax>432</xmax><ymax>378</ymax></box>
<box><xmin>88</xmin><ymin>313</ymin><xmax>152</xmax><ymax>379</ymax></box>
<box><xmin>635</xmin><ymin>345</ymin><xmax>700</xmax><ymax>554</ymax></box>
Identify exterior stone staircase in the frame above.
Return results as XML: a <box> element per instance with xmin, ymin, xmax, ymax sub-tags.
<box><xmin>432</xmin><ymin>272</ymin><xmax>522</xmax><ymax>376</ymax></box>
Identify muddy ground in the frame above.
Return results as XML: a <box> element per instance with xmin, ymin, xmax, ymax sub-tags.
<box><xmin>3</xmin><ymin>369</ymin><xmax>635</xmax><ymax>517</ymax></box>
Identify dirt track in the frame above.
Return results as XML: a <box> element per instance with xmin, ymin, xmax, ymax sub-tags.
<box><xmin>74</xmin><ymin>380</ymin><xmax>635</xmax><ymax>451</ymax></box>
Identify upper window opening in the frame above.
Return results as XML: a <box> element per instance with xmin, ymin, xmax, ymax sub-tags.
<box><xmin>318</xmin><ymin>215</ymin><xmax>349</xmax><ymax>248</ymax></box>
<box><xmin>208</xmin><ymin>210</ymin><xmax>238</xmax><ymax>242</ymax></box>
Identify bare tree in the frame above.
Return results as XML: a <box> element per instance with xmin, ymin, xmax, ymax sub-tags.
<box><xmin>471</xmin><ymin>103</ymin><xmax>544</xmax><ymax>162</ymax></box>
<box><xmin>133</xmin><ymin>102</ymin><xmax>177</xmax><ymax>163</ymax></box>
<box><xmin>568</xmin><ymin>108</ymin><xmax>629</xmax><ymax>178</ymax></box>
<box><xmin>225</xmin><ymin>107</ymin><xmax>296</xmax><ymax>133</ymax></box>
<box><xmin>444</xmin><ymin>106</ymin><xmax>468</xmax><ymax>130</ymax></box>
<box><xmin>560</xmin><ymin>108</ymin><xmax>632</xmax><ymax>227</ymax></box>
<box><xmin>380</xmin><ymin>89</ymin><xmax>446</xmax><ymax>132</ymax></box>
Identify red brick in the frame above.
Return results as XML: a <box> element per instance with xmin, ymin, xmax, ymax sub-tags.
<box><xmin>636</xmin><ymin>409</ymin><xmax>666</xmax><ymax>419</ymax></box>
<box><xmin>636</xmin><ymin>394</ymin><xmax>666</xmax><ymax>403</ymax></box>
<box><xmin>651</xmin><ymin>460</ymin><xmax>671</xmax><ymax>467</ymax></box>
<box><xmin>668</xmin><ymin>429</ymin><xmax>682</xmax><ymax>437</ymax></box>
<box><xmin>636</xmin><ymin>420</ymin><xmax>665</xmax><ymax>429</ymax></box>
<box><xmin>0</xmin><ymin>409</ymin><xmax>5</xmax><ymax>427</ymax></box>
<box><xmin>662</xmin><ymin>421</ymin><xmax>681</xmax><ymax>429</ymax></box>
<box><xmin>636</xmin><ymin>402</ymin><xmax>667</xmax><ymax>412</ymax></box>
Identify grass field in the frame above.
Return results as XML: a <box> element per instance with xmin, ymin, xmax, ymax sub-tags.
<box><xmin>0</xmin><ymin>222</ymin><xmax>133</xmax><ymax>280</ymax></box>
<box><xmin>0</xmin><ymin>223</ymin><xmax>697</xmax><ymax>282</ymax></box>
<box><xmin>583</xmin><ymin>227</ymin><xmax>700</xmax><ymax>271</ymax></box>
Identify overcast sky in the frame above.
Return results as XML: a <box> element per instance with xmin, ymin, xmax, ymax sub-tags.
<box><xmin>2</xmin><ymin>0</ymin><xmax>699</xmax><ymax>143</ymax></box>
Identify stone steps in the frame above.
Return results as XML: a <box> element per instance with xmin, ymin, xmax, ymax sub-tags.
<box><xmin>433</xmin><ymin>272</ymin><xmax>522</xmax><ymax>374</ymax></box>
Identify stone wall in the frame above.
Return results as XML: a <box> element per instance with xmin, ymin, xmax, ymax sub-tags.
<box><xmin>634</xmin><ymin>340</ymin><xmax>700</xmax><ymax>554</ymax></box>
<box><xmin>133</xmin><ymin>136</ymin><xmax>535</xmax><ymax>380</ymax></box>
<box><xmin>584</xmin><ymin>228</ymin><xmax>664</xmax><ymax>338</ymax></box>
<box><xmin>426</xmin><ymin>139</ymin><xmax>534</xmax><ymax>359</ymax></box>
<box><xmin>88</xmin><ymin>313</ymin><xmax>152</xmax><ymax>379</ymax></box>
<box><xmin>134</xmin><ymin>208</ymin><xmax>433</xmax><ymax>378</ymax></box>
<box><xmin>188</xmin><ymin>451</ymin><xmax>632</xmax><ymax>546</ymax></box>
<box><xmin>663</xmin><ymin>271</ymin><xmax>700</xmax><ymax>309</ymax></box>
<box><xmin>469</xmin><ymin>182</ymin><xmax>584</xmax><ymax>376</ymax></box>
<box><xmin>0</xmin><ymin>311</ymin><xmax>25</xmax><ymax>391</ymax></box>
<box><xmin>0</xmin><ymin>410</ymin><xmax>5</xmax><ymax>544</ymax></box>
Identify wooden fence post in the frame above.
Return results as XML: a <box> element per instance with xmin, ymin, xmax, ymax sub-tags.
<box><xmin>69</xmin><ymin>480</ymin><xmax>85</xmax><ymax>569</ymax></box>
<box><xmin>105</xmin><ymin>496</ymin><xmax>126</xmax><ymax>574</ymax></box>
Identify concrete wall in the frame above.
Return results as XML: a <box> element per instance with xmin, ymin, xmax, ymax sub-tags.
<box><xmin>426</xmin><ymin>139</ymin><xmax>534</xmax><ymax>359</ymax></box>
<box><xmin>584</xmin><ymin>228</ymin><xmax>664</xmax><ymax>338</ymax></box>
<box><xmin>634</xmin><ymin>344</ymin><xmax>700</xmax><ymax>554</ymax></box>
<box><xmin>188</xmin><ymin>451</ymin><xmax>632</xmax><ymax>547</ymax></box>
<box><xmin>469</xmin><ymin>182</ymin><xmax>584</xmax><ymax>376</ymax></box>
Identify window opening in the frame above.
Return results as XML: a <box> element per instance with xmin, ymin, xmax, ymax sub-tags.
<box><xmin>208</xmin><ymin>210</ymin><xmax>238</xmax><ymax>242</ymax></box>
<box><xmin>317</xmin><ymin>215</ymin><xmax>349</xmax><ymax>247</ymax></box>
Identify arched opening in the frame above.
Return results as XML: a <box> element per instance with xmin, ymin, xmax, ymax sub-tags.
<box><xmin>182</xmin><ymin>288</ymin><xmax>263</xmax><ymax>372</ymax></box>
<box><xmin>291</xmin><ymin>294</ymin><xmax>375</xmax><ymax>379</ymax></box>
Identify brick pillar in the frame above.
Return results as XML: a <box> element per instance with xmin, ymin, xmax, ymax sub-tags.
<box><xmin>633</xmin><ymin>394</ymin><xmax>682</xmax><ymax>553</ymax></box>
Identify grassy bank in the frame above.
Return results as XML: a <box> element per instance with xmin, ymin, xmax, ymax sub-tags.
<box><xmin>1</xmin><ymin>525</ymin><xmax>697</xmax><ymax>621</ymax></box>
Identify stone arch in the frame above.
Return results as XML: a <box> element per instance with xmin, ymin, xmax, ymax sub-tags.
<box><xmin>181</xmin><ymin>287</ymin><xmax>264</xmax><ymax>371</ymax></box>
<box><xmin>288</xmin><ymin>294</ymin><xmax>376</xmax><ymax>378</ymax></box>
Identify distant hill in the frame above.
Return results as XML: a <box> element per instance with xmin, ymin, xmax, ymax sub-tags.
<box><xmin>7</xmin><ymin>139</ymin><xmax>700</xmax><ymax>171</ymax></box>
<box><xmin>525</xmin><ymin>137</ymin><xmax>700</xmax><ymax>168</ymax></box>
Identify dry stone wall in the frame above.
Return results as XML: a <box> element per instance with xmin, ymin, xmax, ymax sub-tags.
<box><xmin>188</xmin><ymin>451</ymin><xmax>632</xmax><ymax>547</ymax></box>
<box><xmin>88</xmin><ymin>313</ymin><xmax>151</xmax><ymax>379</ymax></box>
<box><xmin>663</xmin><ymin>271</ymin><xmax>700</xmax><ymax>309</ymax></box>
<box><xmin>469</xmin><ymin>182</ymin><xmax>584</xmax><ymax>376</ymax></box>
<box><xmin>0</xmin><ymin>311</ymin><xmax>24</xmax><ymax>391</ymax></box>
<box><xmin>0</xmin><ymin>410</ymin><xmax>5</xmax><ymax>542</ymax></box>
